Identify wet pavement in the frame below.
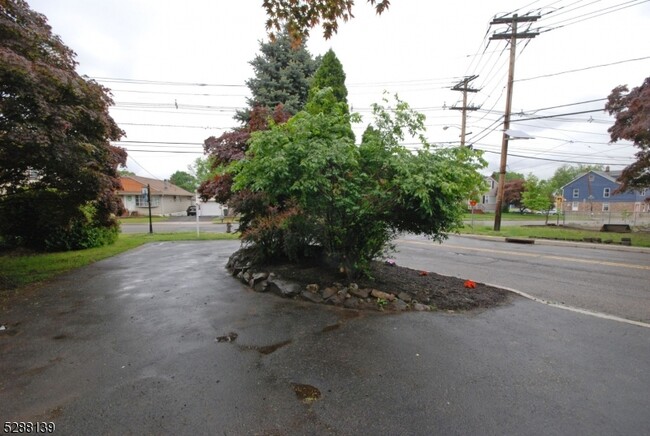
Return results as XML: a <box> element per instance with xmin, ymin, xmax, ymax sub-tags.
<box><xmin>1</xmin><ymin>241</ymin><xmax>649</xmax><ymax>435</ymax></box>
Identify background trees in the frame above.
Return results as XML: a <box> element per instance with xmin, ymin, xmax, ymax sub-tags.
<box><xmin>0</xmin><ymin>0</ymin><xmax>126</xmax><ymax>250</ymax></box>
<box><xmin>605</xmin><ymin>76</ymin><xmax>650</xmax><ymax>191</ymax></box>
<box><xmin>169</xmin><ymin>171</ymin><xmax>198</xmax><ymax>193</ymax></box>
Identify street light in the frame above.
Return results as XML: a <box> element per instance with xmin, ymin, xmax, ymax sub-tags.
<box><xmin>442</xmin><ymin>126</ymin><xmax>473</xmax><ymax>147</ymax></box>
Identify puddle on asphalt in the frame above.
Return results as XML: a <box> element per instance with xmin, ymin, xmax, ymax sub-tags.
<box><xmin>52</xmin><ymin>334</ymin><xmax>67</xmax><ymax>340</ymax></box>
<box><xmin>256</xmin><ymin>339</ymin><xmax>292</xmax><ymax>355</ymax></box>
<box><xmin>291</xmin><ymin>383</ymin><xmax>322</xmax><ymax>404</ymax></box>
<box><xmin>321</xmin><ymin>324</ymin><xmax>341</xmax><ymax>333</ymax></box>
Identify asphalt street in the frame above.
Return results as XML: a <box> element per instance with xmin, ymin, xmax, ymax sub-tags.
<box><xmin>1</xmin><ymin>241</ymin><xmax>649</xmax><ymax>435</ymax></box>
<box><xmin>395</xmin><ymin>234</ymin><xmax>650</xmax><ymax>324</ymax></box>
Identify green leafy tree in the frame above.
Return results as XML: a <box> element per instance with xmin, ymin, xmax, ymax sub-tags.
<box><xmin>235</xmin><ymin>30</ymin><xmax>319</xmax><ymax>123</ymax></box>
<box><xmin>263</xmin><ymin>0</ymin><xmax>391</xmax><ymax>44</ymax></box>
<box><xmin>118</xmin><ymin>169</ymin><xmax>136</xmax><ymax>176</ymax></box>
<box><xmin>605</xmin><ymin>76</ymin><xmax>650</xmax><ymax>191</ymax></box>
<box><xmin>190</xmin><ymin>157</ymin><xmax>217</xmax><ymax>185</ymax></box>
<box><xmin>522</xmin><ymin>175</ymin><xmax>554</xmax><ymax>222</ymax></box>
<box><xmin>232</xmin><ymin>92</ymin><xmax>486</xmax><ymax>277</ymax></box>
<box><xmin>491</xmin><ymin>171</ymin><xmax>525</xmax><ymax>182</ymax></box>
<box><xmin>169</xmin><ymin>170</ymin><xmax>198</xmax><ymax>193</ymax></box>
<box><xmin>0</xmin><ymin>0</ymin><xmax>126</xmax><ymax>250</ymax></box>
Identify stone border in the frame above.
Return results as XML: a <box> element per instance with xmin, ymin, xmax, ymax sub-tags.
<box><xmin>226</xmin><ymin>250</ymin><xmax>432</xmax><ymax>312</ymax></box>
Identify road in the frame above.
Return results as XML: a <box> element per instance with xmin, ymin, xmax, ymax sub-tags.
<box><xmin>2</xmin><ymin>241</ymin><xmax>649</xmax><ymax>435</ymax></box>
<box><xmin>121</xmin><ymin>218</ymin><xmax>649</xmax><ymax>323</ymax></box>
<box><xmin>395</xmin><ymin>234</ymin><xmax>650</xmax><ymax>324</ymax></box>
<box><xmin>120</xmin><ymin>216</ymin><xmax>234</xmax><ymax>234</ymax></box>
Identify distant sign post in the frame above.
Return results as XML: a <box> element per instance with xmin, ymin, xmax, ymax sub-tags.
<box><xmin>143</xmin><ymin>185</ymin><xmax>153</xmax><ymax>234</ymax></box>
<box><xmin>469</xmin><ymin>200</ymin><xmax>478</xmax><ymax>228</ymax></box>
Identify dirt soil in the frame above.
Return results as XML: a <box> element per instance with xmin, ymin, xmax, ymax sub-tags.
<box><xmin>268</xmin><ymin>260</ymin><xmax>514</xmax><ymax>311</ymax></box>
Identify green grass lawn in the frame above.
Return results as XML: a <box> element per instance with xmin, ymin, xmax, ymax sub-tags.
<box><xmin>0</xmin><ymin>232</ymin><xmax>239</xmax><ymax>293</ymax></box>
<box><xmin>118</xmin><ymin>216</ymin><xmax>169</xmax><ymax>224</ymax></box>
<box><xmin>459</xmin><ymin>224</ymin><xmax>650</xmax><ymax>247</ymax></box>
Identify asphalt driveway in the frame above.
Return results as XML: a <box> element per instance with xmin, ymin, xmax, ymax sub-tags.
<box><xmin>1</xmin><ymin>241</ymin><xmax>649</xmax><ymax>435</ymax></box>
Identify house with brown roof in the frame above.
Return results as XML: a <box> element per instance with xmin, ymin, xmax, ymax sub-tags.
<box><xmin>118</xmin><ymin>175</ymin><xmax>194</xmax><ymax>216</ymax></box>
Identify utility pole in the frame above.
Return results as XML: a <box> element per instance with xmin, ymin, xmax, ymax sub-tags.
<box><xmin>450</xmin><ymin>75</ymin><xmax>480</xmax><ymax>147</ymax></box>
<box><xmin>491</xmin><ymin>13</ymin><xmax>540</xmax><ymax>231</ymax></box>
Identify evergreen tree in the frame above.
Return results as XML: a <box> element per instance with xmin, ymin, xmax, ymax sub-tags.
<box><xmin>308</xmin><ymin>49</ymin><xmax>348</xmax><ymax>104</ymax></box>
<box><xmin>235</xmin><ymin>31</ymin><xmax>319</xmax><ymax>123</ymax></box>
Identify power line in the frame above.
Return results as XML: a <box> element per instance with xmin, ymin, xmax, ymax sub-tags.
<box><xmin>516</xmin><ymin>56</ymin><xmax>650</xmax><ymax>82</ymax></box>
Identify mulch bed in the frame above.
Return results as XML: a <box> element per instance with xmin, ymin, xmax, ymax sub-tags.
<box><xmin>267</xmin><ymin>260</ymin><xmax>514</xmax><ymax>311</ymax></box>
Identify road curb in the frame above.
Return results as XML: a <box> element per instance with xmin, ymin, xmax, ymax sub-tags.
<box><xmin>458</xmin><ymin>234</ymin><xmax>650</xmax><ymax>254</ymax></box>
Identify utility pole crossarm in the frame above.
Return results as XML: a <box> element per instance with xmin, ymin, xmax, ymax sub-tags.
<box><xmin>449</xmin><ymin>75</ymin><xmax>480</xmax><ymax>147</ymax></box>
<box><xmin>490</xmin><ymin>32</ymin><xmax>539</xmax><ymax>40</ymax></box>
<box><xmin>490</xmin><ymin>15</ymin><xmax>540</xmax><ymax>25</ymax></box>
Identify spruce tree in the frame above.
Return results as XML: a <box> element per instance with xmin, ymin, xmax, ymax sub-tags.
<box><xmin>235</xmin><ymin>31</ymin><xmax>319</xmax><ymax>123</ymax></box>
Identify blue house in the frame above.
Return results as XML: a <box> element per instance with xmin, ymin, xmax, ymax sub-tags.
<box><xmin>561</xmin><ymin>170</ymin><xmax>649</xmax><ymax>214</ymax></box>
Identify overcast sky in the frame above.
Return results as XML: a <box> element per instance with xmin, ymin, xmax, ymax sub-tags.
<box><xmin>29</xmin><ymin>0</ymin><xmax>650</xmax><ymax>182</ymax></box>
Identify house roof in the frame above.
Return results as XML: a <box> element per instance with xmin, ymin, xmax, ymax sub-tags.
<box><xmin>560</xmin><ymin>170</ymin><xmax>622</xmax><ymax>190</ymax></box>
<box><xmin>118</xmin><ymin>175</ymin><xmax>194</xmax><ymax>196</ymax></box>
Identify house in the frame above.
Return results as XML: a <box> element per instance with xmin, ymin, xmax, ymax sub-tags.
<box><xmin>560</xmin><ymin>169</ymin><xmax>649</xmax><ymax>214</ymax></box>
<box><xmin>477</xmin><ymin>176</ymin><xmax>498</xmax><ymax>212</ymax></box>
<box><xmin>118</xmin><ymin>175</ymin><xmax>194</xmax><ymax>216</ymax></box>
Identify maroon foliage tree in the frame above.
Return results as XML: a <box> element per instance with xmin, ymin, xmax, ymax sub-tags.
<box><xmin>0</xmin><ymin>0</ymin><xmax>126</xmax><ymax>249</ymax></box>
<box><xmin>605</xmin><ymin>76</ymin><xmax>650</xmax><ymax>191</ymax></box>
<box><xmin>503</xmin><ymin>179</ymin><xmax>525</xmax><ymax>211</ymax></box>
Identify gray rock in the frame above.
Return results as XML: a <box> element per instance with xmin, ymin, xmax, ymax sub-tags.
<box><xmin>301</xmin><ymin>290</ymin><xmax>324</xmax><ymax>304</ymax></box>
<box><xmin>242</xmin><ymin>271</ymin><xmax>252</xmax><ymax>283</ymax></box>
<box><xmin>348</xmin><ymin>283</ymin><xmax>359</xmax><ymax>292</ymax></box>
<box><xmin>412</xmin><ymin>302</ymin><xmax>430</xmax><ymax>311</ymax></box>
<box><xmin>327</xmin><ymin>294</ymin><xmax>346</xmax><ymax>305</ymax></box>
<box><xmin>397</xmin><ymin>292</ymin><xmax>412</xmax><ymax>302</ymax></box>
<box><xmin>343</xmin><ymin>296</ymin><xmax>360</xmax><ymax>309</ymax></box>
<box><xmin>251</xmin><ymin>272</ymin><xmax>269</xmax><ymax>285</ymax></box>
<box><xmin>267</xmin><ymin>278</ymin><xmax>301</xmax><ymax>298</ymax></box>
<box><xmin>389</xmin><ymin>299</ymin><xmax>409</xmax><ymax>311</ymax></box>
<box><xmin>253</xmin><ymin>280</ymin><xmax>268</xmax><ymax>293</ymax></box>
<box><xmin>322</xmin><ymin>287</ymin><xmax>338</xmax><ymax>300</ymax></box>
<box><xmin>349</xmin><ymin>287</ymin><xmax>370</xmax><ymax>299</ymax></box>
<box><xmin>370</xmin><ymin>289</ymin><xmax>396</xmax><ymax>301</ymax></box>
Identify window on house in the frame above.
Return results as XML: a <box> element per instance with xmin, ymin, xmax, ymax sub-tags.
<box><xmin>572</xmin><ymin>201</ymin><xmax>579</xmax><ymax>211</ymax></box>
<box><xmin>603</xmin><ymin>188</ymin><xmax>610</xmax><ymax>198</ymax></box>
<box><xmin>482</xmin><ymin>195</ymin><xmax>489</xmax><ymax>204</ymax></box>
<box><xmin>573</xmin><ymin>188</ymin><xmax>579</xmax><ymax>198</ymax></box>
<box><xmin>642</xmin><ymin>188</ymin><xmax>647</xmax><ymax>196</ymax></box>
<box><xmin>491</xmin><ymin>180</ymin><xmax>495</xmax><ymax>189</ymax></box>
<box><xmin>136</xmin><ymin>195</ymin><xmax>159</xmax><ymax>207</ymax></box>
<box><xmin>588</xmin><ymin>174</ymin><xmax>595</xmax><ymax>182</ymax></box>
<box><xmin>602</xmin><ymin>203</ymin><xmax>610</xmax><ymax>212</ymax></box>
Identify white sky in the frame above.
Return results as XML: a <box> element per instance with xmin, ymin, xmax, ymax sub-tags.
<box><xmin>29</xmin><ymin>0</ymin><xmax>650</xmax><ymax>181</ymax></box>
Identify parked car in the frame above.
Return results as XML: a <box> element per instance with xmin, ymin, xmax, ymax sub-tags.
<box><xmin>187</xmin><ymin>205</ymin><xmax>197</xmax><ymax>216</ymax></box>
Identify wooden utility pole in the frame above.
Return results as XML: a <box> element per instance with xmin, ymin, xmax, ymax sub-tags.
<box><xmin>491</xmin><ymin>13</ymin><xmax>540</xmax><ymax>231</ymax></box>
<box><xmin>450</xmin><ymin>75</ymin><xmax>480</xmax><ymax>147</ymax></box>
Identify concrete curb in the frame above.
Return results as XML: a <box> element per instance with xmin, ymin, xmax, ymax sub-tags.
<box><xmin>458</xmin><ymin>233</ymin><xmax>650</xmax><ymax>254</ymax></box>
